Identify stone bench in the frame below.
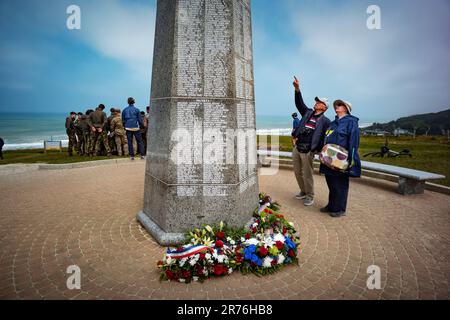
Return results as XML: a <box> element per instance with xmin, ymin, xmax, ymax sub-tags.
<box><xmin>257</xmin><ymin>150</ymin><xmax>446</xmax><ymax>195</ymax></box>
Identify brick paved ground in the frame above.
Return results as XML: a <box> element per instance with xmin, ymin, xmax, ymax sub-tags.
<box><xmin>0</xmin><ymin>162</ymin><xmax>449</xmax><ymax>300</ymax></box>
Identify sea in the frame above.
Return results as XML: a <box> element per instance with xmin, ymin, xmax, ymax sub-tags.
<box><xmin>0</xmin><ymin>113</ymin><xmax>374</xmax><ymax>151</ymax></box>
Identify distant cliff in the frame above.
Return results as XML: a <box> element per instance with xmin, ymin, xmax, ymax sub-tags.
<box><xmin>365</xmin><ymin>109</ymin><xmax>450</xmax><ymax>135</ymax></box>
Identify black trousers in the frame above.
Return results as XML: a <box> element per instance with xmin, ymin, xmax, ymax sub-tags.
<box><xmin>325</xmin><ymin>174</ymin><xmax>350</xmax><ymax>213</ymax></box>
<box><xmin>0</xmin><ymin>147</ymin><xmax>3</xmax><ymax>159</ymax></box>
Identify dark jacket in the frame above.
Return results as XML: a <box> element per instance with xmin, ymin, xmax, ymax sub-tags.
<box><xmin>319</xmin><ymin>114</ymin><xmax>361</xmax><ymax>177</ymax></box>
<box><xmin>292</xmin><ymin>90</ymin><xmax>331</xmax><ymax>152</ymax></box>
<box><xmin>122</xmin><ymin>105</ymin><xmax>144</xmax><ymax>130</ymax></box>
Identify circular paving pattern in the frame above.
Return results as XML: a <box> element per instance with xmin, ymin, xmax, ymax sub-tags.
<box><xmin>0</xmin><ymin>162</ymin><xmax>449</xmax><ymax>300</ymax></box>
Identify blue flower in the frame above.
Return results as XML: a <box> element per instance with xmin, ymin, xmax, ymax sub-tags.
<box><xmin>285</xmin><ymin>237</ymin><xmax>296</xmax><ymax>249</ymax></box>
<box><xmin>244</xmin><ymin>245</ymin><xmax>257</xmax><ymax>260</ymax></box>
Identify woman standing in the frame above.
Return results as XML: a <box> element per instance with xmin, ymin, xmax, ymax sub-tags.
<box><xmin>320</xmin><ymin>100</ymin><xmax>361</xmax><ymax>218</ymax></box>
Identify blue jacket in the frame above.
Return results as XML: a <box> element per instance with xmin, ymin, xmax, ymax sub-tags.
<box><xmin>292</xmin><ymin>90</ymin><xmax>331</xmax><ymax>152</ymax></box>
<box><xmin>320</xmin><ymin>114</ymin><xmax>362</xmax><ymax>177</ymax></box>
<box><xmin>122</xmin><ymin>105</ymin><xmax>144</xmax><ymax>130</ymax></box>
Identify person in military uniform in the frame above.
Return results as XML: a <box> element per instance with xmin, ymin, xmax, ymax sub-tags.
<box><xmin>74</xmin><ymin>112</ymin><xmax>85</xmax><ymax>155</ymax></box>
<box><xmin>110</xmin><ymin>108</ymin><xmax>129</xmax><ymax>157</ymax></box>
<box><xmin>84</xmin><ymin>109</ymin><xmax>95</xmax><ymax>156</ymax></box>
<box><xmin>65</xmin><ymin>111</ymin><xmax>77</xmax><ymax>156</ymax></box>
<box><xmin>88</xmin><ymin>104</ymin><xmax>111</xmax><ymax>157</ymax></box>
<box><xmin>107</xmin><ymin>107</ymin><xmax>117</xmax><ymax>155</ymax></box>
<box><xmin>140</xmin><ymin>111</ymin><xmax>148</xmax><ymax>154</ymax></box>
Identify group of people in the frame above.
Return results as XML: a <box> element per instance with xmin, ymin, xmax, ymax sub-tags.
<box><xmin>65</xmin><ymin>97</ymin><xmax>149</xmax><ymax>160</ymax></box>
<box><xmin>290</xmin><ymin>76</ymin><xmax>361</xmax><ymax>218</ymax></box>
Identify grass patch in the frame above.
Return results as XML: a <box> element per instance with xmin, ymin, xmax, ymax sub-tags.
<box><xmin>0</xmin><ymin>148</ymin><xmax>123</xmax><ymax>165</ymax></box>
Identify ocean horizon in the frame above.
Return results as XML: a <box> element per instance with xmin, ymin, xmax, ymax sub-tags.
<box><xmin>0</xmin><ymin>112</ymin><xmax>379</xmax><ymax>151</ymax></box>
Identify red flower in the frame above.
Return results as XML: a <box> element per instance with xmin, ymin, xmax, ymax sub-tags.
<box><xmin>182</xmin><ymin>270</ymin><xmax>191</xmax><ymax>279</ymax></box>
<box><xmin>283</xmin><ymin>227</ymin><xmax>287</xmax><ymax>234</ymax></box>
<box><xmin>157</xmin><ymin>260</ymin><xmax>163</xmax><ymax>267</ymax></box>
<box><xmin>165</xmin><ymin>270</ymin><xmax>175</xmax><ymax>280</ymax></box>
<box><xmin>271</xmin><ymin>259</ymin><xmax>277</xmax><ymax>266</ymax></box>
<box><xmin>251</xmin><ymin>227</ymin><xmax>257</xmax><ymax>234</ymax></box>
<box><xmin>214</xmin><ymin>264</ymin><xmax>224</xmax><ymax>276</ymax></box>
<box><xmin>259</xmin><ymin>246</ymin><xmax>268</xmax><ymax>257</ymax></box>
<box><xmin>264</xmin><ymin>208</ymin><xmax>270</xmax><ymax>213</ymax></box>
<box><xmin>245</xmin><ymin>233</ymin><xmax>251</xmax><ymax>240</ymax></box>
<box><xmin>216</xmin><ymin>231</ymin><xmax>225</xmax><ymax>240</ymax></box>
<box><xmin>275</xmin><ymin>241</ymin><xmax>284</xmax><ymax>250</ymax></box>
<box><xmin>288</xmin><ymin>249</ymin><xmax>296</xmax><ymax>258</ymax></box>
<box><xmin>215</xmin><ymin>240</ymin><xmax>224</xmax><ymax>248</ymax></box>
<box><xmin>199</xmin><ymin>253</ymin><xmax>206</xmax><ymax>260</ymax></box>
<box><xmin>195</xmin><ymin>264</ymin><xmax>203</xmax><ymax>274</ymax></box>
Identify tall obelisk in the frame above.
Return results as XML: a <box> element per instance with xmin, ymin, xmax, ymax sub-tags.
<box><xmin>138</xmin><ymin>0</ymin><xmax>258</xmax><ymax>245</ymax></box>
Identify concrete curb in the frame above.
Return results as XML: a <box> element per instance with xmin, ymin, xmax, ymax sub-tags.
<box><xmin>265</xmin><ymin>157</ymin><xmax>450</xmax><ymax>196</ymax></box>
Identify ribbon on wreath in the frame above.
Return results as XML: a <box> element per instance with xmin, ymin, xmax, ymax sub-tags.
<box><xmin>166</xmin><ymin>245</ymin><xmax>214</xmax><ymax>260</ymax></box>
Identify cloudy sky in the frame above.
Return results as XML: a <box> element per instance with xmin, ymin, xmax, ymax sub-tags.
<box><xmin>0</xmin><ymin>0</ymin><xmax>449</xmax><ymax>123</ymax></box>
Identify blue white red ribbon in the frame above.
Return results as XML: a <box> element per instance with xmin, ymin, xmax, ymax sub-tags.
<box><xmin>166</xmin><ymin>245</ymin><xmax>213</xmax><ymax>260</ymax></box>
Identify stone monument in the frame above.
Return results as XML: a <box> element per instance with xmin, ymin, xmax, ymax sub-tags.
<box><xmin>137</xmin><ymin>0</ymin><xmax>258</xmax><ymax>245</ymax></box>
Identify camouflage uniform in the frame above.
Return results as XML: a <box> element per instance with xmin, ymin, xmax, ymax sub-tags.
<box><xmin>74</xmin><ymin>116</ymin><xmax>85</xmax><ymax>155</ymax></box>
<box><xmin>110</xmin><ymin>114</ymin><xmax>129</xmax><ymax>156</ymax></box>
<box><xmin>141</xmin><ymin>113</ymin><xmax>149</xmax><ymax>154</ymax></box>
<box><xmin>65</xmin><ymin>116</ymin><xmax>77</xmax><ymax>156</ymax></box>
<box><xmin>88</xmin><ymin>109</ymin><xmax>111</xmax><ymax>156</ymax></box>
<box><xmin>107</xmin><ymin>113</ymin><xmax>117</xmax><ymax>155</ymax></box>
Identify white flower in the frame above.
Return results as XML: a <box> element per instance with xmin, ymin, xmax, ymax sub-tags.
<box><xmin>203</xmin><ymin>269</ymin><xmax>209</xmax><ymax>276</ymax></box>
<box><xmin>189</xmin><ymin>259</ymin><xmax>197</xmax><ymax>266</ymax></box>
<box><xmin>226</xmin><ymin>237</ymin><xmax>232</xmax><ymax>242</ymax></box>
<box><xmin>228</xmin><ymin>268</ymin><xmax>233</xmax><ymax>274</ymax></box>
<box><xmin>245</xmin><ymin>238</ymin><xmax>259</xmax><ymax>246</ymax></box>
<box><xmin>263</xmin><ymin>236</ymin><xmax>275</xmax><ymax>247</ymax></box>
<box><xmin>263</xmin><ymin>257</ymin><xmax>273</xmax><ymax>268</ymax></box>
<box><xmin>179</xmin><ymin>258</ymin><xmax>188</xmax><ymax>267</ymax></box>
<box><xmin>252</xmin><ymin>223</ymin><xmax>258</xmax><ymax>228</ymax></box>
<box><xmin>289</xmin><ymin>222</ymin><xmax>295</xmax><ymax>227</ymax></box>
<box><xmin>165</xmin><ymin>256</ymin><xmax>173</xmax><ymax>265</ymax></box>
<box><xmin>217</xmin><ymin>255</ymin><xmax>225</xmax><ymax>263</ymax></box>
<box><xmin>230</xmin><ymin>240</ymin><xmax>236</xmax><ymax>245</ymax></box>
<box><xmin>193</xmin><ymin>276</ymin><xmax>199</xmax><ymax>282</ymax></box>
<box><xmin>277</xmin><ymin>254</ymin><xmax>285</xmax><ymax>265</ymax></box>
<box><xmin>240</xmin><ymin>237</ymin><xmax>245</xmax><ymax>242</ymax></box>
<box><xmin>274</xmin><ymin>233</ymin><xmax>286</xmax><ymax>243</ymax></box>
<box><xmin>179</xmin><ymin>278</ymin><xmax>186</xmax><ymax>283</ymax></box>
<box><xmin>205</xmin><ymin>253</ymin><xmax>211</xmax><ymax>260</ymax></box>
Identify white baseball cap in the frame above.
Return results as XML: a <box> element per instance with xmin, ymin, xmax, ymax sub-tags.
<box><xmin>315</xmin><ymin>97</ymin><xmax>329</xmax><ymax>108</ymax></box>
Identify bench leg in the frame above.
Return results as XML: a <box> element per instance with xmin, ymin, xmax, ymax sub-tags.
<box><xmin>398</xmin><ymin>177</ymin><xmax>425</xmax><ymax>195</ymax></box>
<box><xmin>257</xmin><ymin>155</ymin><xmax>271</xmax><ymax>168</ymax></box>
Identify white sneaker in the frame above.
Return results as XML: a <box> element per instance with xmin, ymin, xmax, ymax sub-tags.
<box><xmin>303</xmin><ymin>197</ymin><xmax>314</xmax><ymax>206</ymax></box>
<box><xmin>295</xmin><ymin>192</ymin><xmax>307</xmax><ymax>200</ymax></box>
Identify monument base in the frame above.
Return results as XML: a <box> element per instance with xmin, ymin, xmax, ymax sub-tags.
<box><xmin>137</xmin><ymin>211</ymin><xmax>186</xmax><ymax>246</ymax></box>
